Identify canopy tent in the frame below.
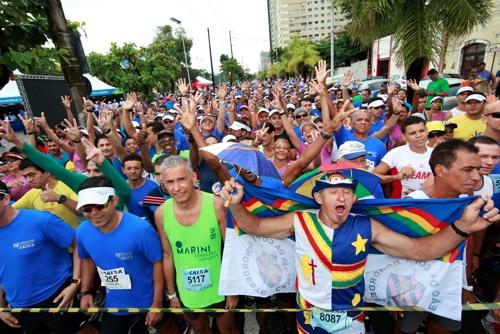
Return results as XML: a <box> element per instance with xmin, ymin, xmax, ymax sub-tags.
<box><xmin>0</xmin><ymin>74</ymin><xmax>123</xmax><ymax>105</ymax></box>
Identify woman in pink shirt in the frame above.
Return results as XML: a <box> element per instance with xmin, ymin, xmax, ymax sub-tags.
<box><xmin>0</xmin><ymin>152</ymin><xmax>32</xmax><ymax>200</ymax></box>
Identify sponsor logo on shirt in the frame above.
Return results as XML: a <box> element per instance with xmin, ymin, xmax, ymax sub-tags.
<box><xmin>115</xmin><ymin>252</ymin><xmax>133</xmax><ymax>260</ymax></box>
<box><xmin>175</xmin><ymin>241</ymin><xmax>212</xmax><ymax>256</ymax></box>
<box><xmin>12</xmin><ymin>239</ymin><xmax>35</xmax><ymax>249</ymax></box>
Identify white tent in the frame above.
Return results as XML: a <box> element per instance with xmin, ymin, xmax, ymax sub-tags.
<box><xmin>0</xmin><ymin>74</ymin><xmax>122</xmax><ymax>105</ymax></box>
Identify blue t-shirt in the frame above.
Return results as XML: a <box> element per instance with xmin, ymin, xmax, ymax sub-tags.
<box><xmin>76</xmin><ymin>212</ymin><xmax>163</xmax><ymax>309</ymax></box>
<box><xmin>334</xmin><ymin>125</ymin><xmax>387</xmax><ymax>170</ymax></box>
<box><xmin>49</xmin><ymin>150</ymin><xmax>70</xmax><ymax>167</ymax></box>
<box><xmin>368</xmin><ymin>116</ymin><xmax>388</xmax><ymax>144</ymax></box>
<box><xmin>112</xmin><ymin>156</ymin><xmax>126</xmax><ymax>179</ymax></box>
<box><xmin>175</xmin><ymin>128</ymin><xmax>189</xmax><ymax>151</ymax></box>
<box><xmin>128</xmin><ymin>179</ymin><xmax>159</xmax><ymax>219</ymax></box>
<box><xmin>0</xmin><ymin>210</ymin><xmax>73</xmax><ymax>307</ymax></box>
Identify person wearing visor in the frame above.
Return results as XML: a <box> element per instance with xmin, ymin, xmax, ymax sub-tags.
<box><xmin>220</xmin><ymin>172</ymin><xmax>500</xmax><ymax>334</ymax></box>
<box><xmin>445</xmin><ymin>86</ymin><xmax>474</xmax><ymax>119</ymax></box>
<box><xmin>426</xmin><ymin>121</ymin><xmax>447</xmax><ymax>148</ymax></box>
<box><xmin>449</xmin><ymin>93</ymin><xmax>487</xmax><ymax>140</ymax></box>
<box><xmin>76</xmin><ymin>176</ymin><xmax>163</xmax><ymax>334</ymax></box>
<box><xmin>0</xmin><ymin>152</ymin><xmax>32</xmax><ymax>201</ymax></box>
<box><xmin>229</xmin><ymin>119</ymin><xmax>251</xmax><ymax>140</ymax></box>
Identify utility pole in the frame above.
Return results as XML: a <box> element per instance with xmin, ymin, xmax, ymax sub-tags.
<box><xmin>330</xmin><ymin>5</ymin><xmax>335</xmax><ymax>79</ymax></box>
<box><xmin>267</xmin><ymin>0</ymin><xmax>273</xmax><ymax>64</ymax></box>
<box><xmin>207</xmin><ymin>28</ymin><xmax>216</xmax><ymax>87</ymax></box>
<box><xmin>46</xmin><ymin>0</ymin><xmax>87</xmax><ymax>124</ymax></box>
<box><xmin>229</xmin><ymin>30</ymin><xmax>234</xmax><ymax>58</ymax></box>
<box><xmin>170</xmin><ymin>17</ymin><xmax>191</xmax><ymax>86</ymax></box>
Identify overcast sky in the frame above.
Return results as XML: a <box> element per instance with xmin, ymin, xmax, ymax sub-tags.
<box><xmin>61</xmin><ymin>0</ymin><xmax>270</xmax><ymax>75</ymax></box>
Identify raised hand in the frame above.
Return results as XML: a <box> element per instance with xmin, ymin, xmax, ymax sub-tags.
<box><xmin>33</xmin><ymin>112</ymin><xmax>49</xmax><ymax>129</ymax></box>
<box><xmin>407</xmin><ymin>79</ymin><xmax>420</xmax><ymax>91</ymax></box>
<box><xmin>387</xmin><ymin>81</ymin><xmax>397</xmax><ymax>96</ymax></box>
<box><xmin>19</xmin><ymin>113</ymin><xmax>37</xmax><ymax>134</ymax></box>
<box><xmin>63</xmin><ymin>118</ymin><xmax>82</xmax><ymax>142</ymax></box>
<box><xmin>193</xmin><ymin>91</ymin><xmax>203</xmax><ymax>105</ymax></box>
<box><xmin>176</xmin><ymin>78</ymin><xmax>190</xmax><ymax>96</ymax></box>
<box><xmin>342</xmin><ymin>70</ymin><xmax>353</xmax><ymax>88</ymax></box>
<box><xmin>61</xmin><ymin>95</ymin><xmax>72</xmax><ymax>110</ymax></box>
<box><xmin>309</xmin><ymin>79</ymin><xmax>325</xmax><ymax>96</ymax></box>
<box><xmin>391</xmin><ymin>95</ymin><xmax>402</xmax><ymax>113</ymax></box>
<box><xmin>122</xmin><ymin>92</ymin><xmax>137</xmax><ymax>111</ymax></box>
<box><xmin>82</xmin><ymin>97</ymin><xmax>94</xmax><ymax>112</ymax></box>
<box><xmin>0</xmin><ymin>119</ymin><xmax>20</xmax><ymax>143</ymax></box>
<box><xmin>314</xmin><ymin>59</ymin><xmax>330</xmax><ymax>84</ymax></box>
<box><xmin>81</xmin><ymin>137</ymin><xmax>105</xmax><ymax>165</ymax></box>
<box><xmin>216</xmin><ymin>84</ymin><xmax>228</xmax><ymax>100</ymax></box>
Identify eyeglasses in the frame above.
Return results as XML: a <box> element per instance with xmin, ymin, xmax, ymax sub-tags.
<box><xmin>428</xmin><ymin>131</ymin><xmax>445</xmax><ymax>138</ymax></box>
<box><xmin>485</xmin><ymin>112</ymin><xmax>500</xmax><ymax>119</ymax></box>
<box><xmin>80</xmin><ymin>199</ymin><xmax>112</xmax><ymax>213</ymax></box>
<box><xmin>296</xmin><ymin>114</ymin><xmax>308</xmax><ymax>119</ymax></box>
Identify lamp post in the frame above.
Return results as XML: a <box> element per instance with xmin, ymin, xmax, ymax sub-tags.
<box><xmin>170</xmin><ymin>17</ymin><xmax>191</xmax><ymax>86</ymax></box>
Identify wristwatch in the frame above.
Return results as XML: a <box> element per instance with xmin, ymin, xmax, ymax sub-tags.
<box><xmin>167</xmin><ymin>292</ymin><xmax>178</xmax><ymax>300</ymax></box>
<box><xmin>71</xmin><ymin>278</ymin><xmax>81</xmax><ymax>285</ymax></box>
<box><xmin>58</xmin><ymin>194</ymin><xmax>67</xmax><ymax>204</ymax></box>
<box><xmin>319</xmin><ymin>131</ymin><xmax>332</xmax><ymax>139</ymax></box>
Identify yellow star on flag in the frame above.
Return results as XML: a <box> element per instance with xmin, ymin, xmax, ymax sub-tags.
<box><xmin>351</xmin><ymin>233</ymin><xmax>368</xmax><ymax>255</ymax></box>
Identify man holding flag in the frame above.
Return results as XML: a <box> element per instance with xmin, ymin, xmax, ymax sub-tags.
<box><xmin>220</xmin><ymin>171</ymin><xmax>499</xmax><ymax>333</ymax></box>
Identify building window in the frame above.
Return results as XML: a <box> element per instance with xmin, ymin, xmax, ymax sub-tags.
<box><xmin>460</xmin><ymin>43</ymin><xmax>486</xmax><ymax>77</ymax></box>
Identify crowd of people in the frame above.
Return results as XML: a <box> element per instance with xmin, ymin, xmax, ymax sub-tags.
<box><xmin>0</xmin><ymin>59</ymin><xmax>499</xmax><ymax>334</ymax></box>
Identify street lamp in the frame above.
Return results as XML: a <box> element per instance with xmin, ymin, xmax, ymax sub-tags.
<box><xmin>170</xmin><ymin>17</ymin><xmax>191</xmax><ymax>86</ymax></box>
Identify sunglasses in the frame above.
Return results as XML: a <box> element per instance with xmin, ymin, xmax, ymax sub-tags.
<box><xmin>0</xmin><ymin>193</ymin><xmax>6</xmax><ymax>201</ymax></box>
<box><xmin>372</xmin><ymin>106</ymin><xmax>384</xmax><ymax>110</ymax></box>
<box><xmin>80</xmin><ymin>198</ymin><xmax>112</xmax><ymax>213</ymax></box>
<box><xmin>486</xmin><ymin>112</ymin><xmax>500</xmax><ymax>119</ymax></box>
<box><xmin>163</xmin><ymin>120</ymin><xmax>174</xmax><ymax>124</ymax></box>
<box><xmin>428</xmin><ymin>131</ymin><xmax>445</xmax><ymax>138</ymax></box>
<box><xmin>296</xmin><ymin>114</ymin><xmax>308</xmax><ymax>119</ymax></box>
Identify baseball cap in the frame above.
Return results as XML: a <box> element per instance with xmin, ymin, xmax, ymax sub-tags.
<box><xmin>456</xmin><ymin>86</ymin><xmax>474</xmax><ymax>95</ymax></box>
<box><xmin>426</xmin><ymin>121</ymin><xmax>445</xmax><ymax>133</ymax></box>
<box><xmin>465</xmin><ymin>93</ymin><xmax>486</xmax><ymax>102</ymax></box>
<box><xmin>299</xmin><ymin>121</ymin><xmax>319</xmax><ymax>132</ymax></box>
<box><xmin>235</xmin><ymin>93</ymin><xmax>242</xmax><ymax>99</ymax></box>
<box><xmin>222</xmin><ymin>134</ymin><xmax>237</xmax><ymax>143</ymax></box>
<box><xmin>368</xmin><ymin>100</ymin><xmax>385</xmax><ymax>109</ymax></box>
<box><xmin>293</xmin><ymin>107</ymin><xmax>309</xmax><ymax>117</ymax></box>
<box><xmin>286</xmin><ymin>103</ymin><xmax>296</xmax><ymax>110</ymax></box>
<box><xmin>268</xmin><ymin>109</ymin><xmax>281</xmax><ymax>117</ymax></box>
<box><xmin>229</xmin><ymin>120</ymin><xmax>251</xmax><ymax>132</ymax></box>
<box><xmin>157</xmin><ymin>130</ymin><xmax>175</xmax><ymax>139</ymax></box>
<box><xmin>258</xmin><ymin>108</ymin><xmax>269</xmax><ymax>114</ymax></box>
<box><xmin>198</xmin><ymin>115</ymin><xmax>214</xmax><ymax>124</ymax></box>
<box><xmin>238</xmin><ymin>105</ymin><xmax>250</xmax><ymax>111</ymax></box>
<box><xmin>430</xmin><ymin>96</ymin><xmax>444</xmax><ymax>103</ymax></box>
<box><xmin>333</xmin><ymin>141</ymin><xmax>366</xmax><ymax>161</ymax></box>
<box><xmin>76</xmin><ymin>187</ymin><xmax>116</xmax><ymax>211</ymax></box>
<box><xmin>153</xmin><ymin>113</ymin><xmax>165</xmax><ymax>120</ymax></box>
<box><xmin>162</xmin><ymin>114</ymin><xmax>175</xmax><ymax>122</ymax></box>
<box><xmin>443</xmin><ymin>121</ymin><xmax>458</xmax><ymax>129</ymax></box>
<box><xmin>311</xmin><ymin>172</ymin><xmax>358</xmax><ymax>196</ymax></box>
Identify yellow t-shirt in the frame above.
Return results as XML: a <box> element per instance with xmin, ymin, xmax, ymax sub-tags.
<box><xmin>448</xmin><ymin>114</ymin><xmax>486</xmax><ymax>141</ymax></box>
<box><xmin>13</xmin><ymin>181</ymin><xmax>79</xmax><ymax>228</ymax></box>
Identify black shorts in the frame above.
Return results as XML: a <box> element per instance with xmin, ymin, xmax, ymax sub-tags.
<box><xmin>182</xmin><ymin>300</ymin><xmax>227</xmax><ymax>320</ymax></box>
<box><xmin>100</xmin><ymin>313</ymin><xmax>148</xmax><ymax>334</ymax></box>
<box><xmin>14</xmin><ymin>278</ymin><xmax>87</xmax><ymax>334</ymax></box>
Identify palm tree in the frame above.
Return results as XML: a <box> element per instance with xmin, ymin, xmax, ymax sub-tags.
<box><xmin>337</xmin><ymin>0</ymin><xmax>492</xmax><ymax>84</ymax></box>
<box><xmin>283</xmin><ymin>37</ymin><xmax>320</xmax><ymax>78</ymax></box>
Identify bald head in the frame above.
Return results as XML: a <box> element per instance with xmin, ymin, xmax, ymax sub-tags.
<box><xmin>484</xmin><ymin>100</ymin><xmax>500</xmax><ymax>115</ymax></box>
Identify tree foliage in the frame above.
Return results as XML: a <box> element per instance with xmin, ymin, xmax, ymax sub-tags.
<box><xmin>219</xmin><ymin>54</ymin><xmax>245</xmax><ymax>83</ymax></box>
<box><xmin>336</xmin><ymin>0</ymin><xmax>493</xmax><ymax>70</ymax></box>
<box><xmin>87</xmin><ymin>25</ymin><xmax>194</xmax><ymax>93</ymax></box>
<box><xmin>267</xmin><ymin>37</ymin><xmax>319</xmax><ymax>79</ymax></box>
<box><xmin>0</xmin><ymin>0</ymin><xmax>64</xmax><ymax>88</ymax></box>
<box><xmin>314</xmin><ymin>33</ymin><xmax>367</xmax><ymax>68</ymax></box>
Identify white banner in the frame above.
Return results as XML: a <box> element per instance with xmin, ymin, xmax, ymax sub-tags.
<box><xmin>364</xmin><ymin>254</ymin><xmax>463</xmax><ymax>321</ymax></box>
<box><xmin>219</xmin><ymin>229</ymin><xmax>296</xmax><ymax>297</ymax></box>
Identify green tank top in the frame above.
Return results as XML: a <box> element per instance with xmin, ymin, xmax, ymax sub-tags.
<box><xmin>163</xmin><ymin>191</ymin><xmax>224</xmax><ymax>308</ymax></box>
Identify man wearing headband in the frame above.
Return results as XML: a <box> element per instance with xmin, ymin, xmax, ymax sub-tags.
<box><xmin>221</xmin><ymin>173</ymin><xmax>499</xmax><ymax>334</ymax></box>
<box><xmin>75</xmin><ymin>177</ymin><xmax>163</xmax><ymax>333</ymax></box>
<box><xmin>0</xmin><ymin>181</ymin><xmax>86</xmax><ymax>333</ymax></box>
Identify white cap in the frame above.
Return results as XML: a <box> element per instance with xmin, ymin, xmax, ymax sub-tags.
<box><xmin>258</xmin><ymin>108</ymin><xmax>269</xmax><ymax>114</ymax></box>
<box><xmin>299</xmin><ymin>121</ymin><xmax>319</xmax><ymax>132</ymax></box>
<box><xmin>162</xmin><ymin>114</ymin><xmax>174</xmax><ymax>122</ymax></box>
<box><xmin>268</xmin><ymin>109</ymin><xmax>280</xmax><ymax>117</ymax></box>
<box><xmin>368</xmin><ymin>100</ymin><xmax>385</xmax><ymax>108</ymax></box>
<box><xmin>76</xmin><ymin>187</ymin><xmax>116</xmax><ymax>210</ymax></box>
<box><xmin>153</xmin><ymin>113</ymin><xmax>165</xmax><ymax>119</ymax></box>
<box><xmin>229</xmin><ymin>121</ymin><xmax>251</xmax><ymax>132</ymax></box>
<box><xmin>222</xmin><ymin>134</ymin><xmax>237</xmax><ymax>143</ymax></box>
<box><xmin>235</xmin><ymin>93</ymin><xmax>242</xmax><ymax>99</ymax></box>
<box><xmin>465</xmin><ymin>93</ymin><xmax>486</xmax><ymax>102</ymax></box>
<box><xmin>456</xmin><ymin>86</ymin><xmax>474</xmax><ymax>95</ymax></box>
<box><xmin>198</xmin><ymin>115</ymin><xmax>213</xmax><ymax>124</ymax></box>
<box><xmin>333</xmin><ymin>141</ymin><xmax>366</xmax><ymax>161</ymax></box>
<box><xmin>131</xmin><ymin>121</ymin><xmax>140</xmax><ymax>130</ymax></box>
<box><xmin>286</xmin><ymin>103</ymin><xmax>296</xmax><ymax>110</ymax></box>
<box><xmin>430</xmin><ymin>96</ymin><xmax>444</xmax><ymax>103</ymax></box>
<box><xmin>169</xmin><ymin>109</ymin><xmax>179</xmax><ymax>114</ymax></box>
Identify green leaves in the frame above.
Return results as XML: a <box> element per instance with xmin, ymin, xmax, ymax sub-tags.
<box><xmin>219</xmin><ymin>55</ymin><xmax>246</xmax><ymax>83</ymax></box>
<box><xmin>268</xmin><ymin>37</ymin><xmax>319</xmax><ymax>78</ymax></box>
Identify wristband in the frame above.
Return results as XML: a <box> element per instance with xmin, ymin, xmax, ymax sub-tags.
<box><xmin>71</xmin><ymin>278</ymin><xmax>81</xmax><ymax>285</ymax></box>
<box><xmin>320</xmin><ymin>131</ymin><xmax>332</xmax><ymax>139</ymax></box>
<box><xmin>78</xmin><ymin>291</ymin><xmax>92</xmax><ymax>299</ymax></box>
<box><xmin>450</xmin><ymin>222</ymin><xmax>469</xmax><ymax>238</ymax></box>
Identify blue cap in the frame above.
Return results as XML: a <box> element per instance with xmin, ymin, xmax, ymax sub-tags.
<box><xmin>311</xmin><ymin>172</ymin><xmax>358</xmax><ymax>196</ymax></box>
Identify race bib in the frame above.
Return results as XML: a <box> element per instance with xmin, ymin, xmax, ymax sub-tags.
<box><xmin>97</xmin><ymin>267</ymin><xmax>132</xmax><ymax>290</ymax></box>
<box><xmin>311</xmin><ymin>309</ymin><xmax>352</xmax><ymax>333</ymax></box>
<box><xmin>182</xmin><ymin>267</ymin><xmax>212</xmax><ymax>292</ymax></box>
<box><xmin>490</xmin><ymin>174</ymin><xmax>500</xmax><ymax>193</ymax></box>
